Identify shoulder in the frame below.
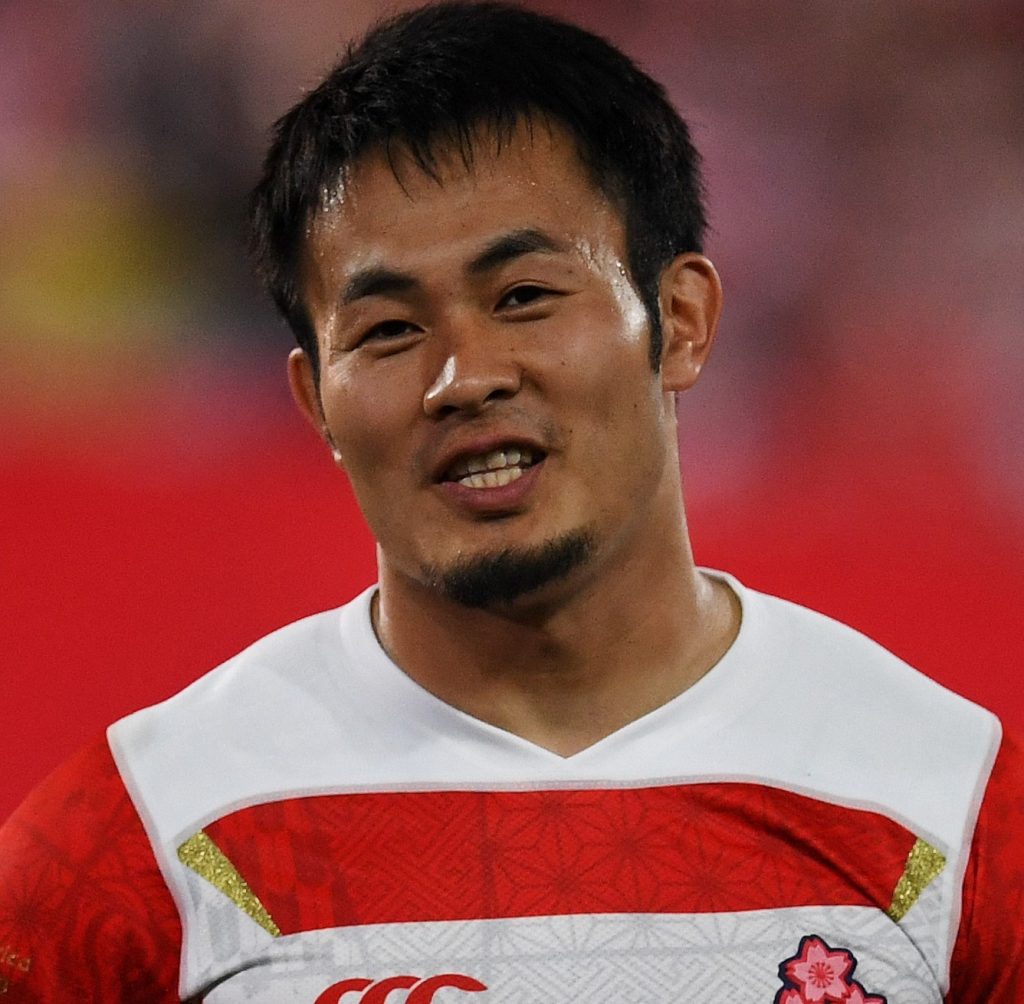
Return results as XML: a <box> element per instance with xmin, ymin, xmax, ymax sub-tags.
<box><xmin>107</xmin><ymin>595</ymin><xmax>387</xmax><ymax>857</ymax></box>
<box><xmin>0</xmin><ymin>736</ymin><xmax>181</xmax><ymax>1001</ymax></box>
<box><xmin>748</xmin><ymin>584</ymin><xmax>999</xmax><ymax>758</ymax></box>
<box><xmin>0</xmin><ymin>600</ymin><xmax>366</xmax><ymax>1002</ymax></box>
<box><xmin>110</xmin><ymin>601</ymin><xmax>356</xmax><ymax>783</ymax></box>
<box><xmin>126</xmin><ymin>600</ymin><xmax>354</xmax><ymax>721</ymax></box>
<box><xmin>947</xmin><ymin>726</ymin><xmax>1024</xmax><ymax>1000</ymax></box>
<box><xmin>727</xmin><ymin>581</ymin><xmax>1018</xmax><ymax>997</ymax></box>
<box><xmin>717</xmin><ymin>579</ymin><xmax>1000</xmax><ymax>848</ymax></box>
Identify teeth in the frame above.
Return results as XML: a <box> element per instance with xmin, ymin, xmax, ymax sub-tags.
<box><xmin>448</xmin><ymin>447</ymin><xmax>535</xmax><ymax>479</ymax></box>
<box><xmin>459</xmin><ymin>466</ymin><xmax>524</xmax><ymax>489</ymax></box>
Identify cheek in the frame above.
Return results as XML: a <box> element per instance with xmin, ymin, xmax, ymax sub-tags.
<box><xmin>320</xmin><ymin>372</ymin><xmax>398</xmax><ymax>470</ymax></box>
<box><xmin>554</xmin><ymin>307</ymin><xmax>655</xmax><ymax>408</ymax></box>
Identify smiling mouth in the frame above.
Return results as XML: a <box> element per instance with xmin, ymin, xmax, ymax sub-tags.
<box><xmin>444</xmin><ymin>447</ymin><xmax>542</xmax><ymax>489</ymax></box>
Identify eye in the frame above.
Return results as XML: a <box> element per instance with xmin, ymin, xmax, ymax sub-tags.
<box><xmin>497</xmin><ymin>284</ymin><xmax>550</xmax><ymax>310</ymax></box>
<box><xmin>361</xmin><ymin>319</ymin><xmax>419</xmax><ymax>343</ymax></box>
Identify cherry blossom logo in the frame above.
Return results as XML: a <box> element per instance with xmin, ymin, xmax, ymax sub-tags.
<box><xmin>774</xmin><ymin>935</ymin><xmax>887</xmax><ymax>1004</ymax></box>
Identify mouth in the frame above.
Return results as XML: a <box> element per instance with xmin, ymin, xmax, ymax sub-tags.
<box><xmin>442</xmin><ymin>445</ymin><xmax>544</xmax><ymax>489</ymax></box>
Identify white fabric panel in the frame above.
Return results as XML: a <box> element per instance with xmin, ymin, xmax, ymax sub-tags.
<box><xmin>192</xmin><ymin>906</ymin><xmax>941</xmax><ymax>1003</ymax></box>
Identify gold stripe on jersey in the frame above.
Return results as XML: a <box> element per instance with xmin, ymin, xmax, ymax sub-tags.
<box><xmin>887</xmin><ymin>837</ymin><xmax>946</xmax><ymax>922</ymax></box>
<box><xmin>178</xmin><ymin>830</ymin><xmax>282</xmax><ymax>937</ymax></box>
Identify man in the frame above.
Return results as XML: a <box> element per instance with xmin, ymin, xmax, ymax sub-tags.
<box><xmin>1</xmin><ymin>2</ymin><xmax>1021</xmax><ymax>1001</ymax></box>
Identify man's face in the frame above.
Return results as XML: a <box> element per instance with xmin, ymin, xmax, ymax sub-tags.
<box><xmin>295</xmin><ymin>123</ymin><xmax>702</xmax><ymax>609</ymax></box>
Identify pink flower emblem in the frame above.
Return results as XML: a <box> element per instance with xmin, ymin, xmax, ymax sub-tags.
<box><xmin>774</xmin><ymin>935</ymin><xmax>887</xmax><ymax>1004</ymax></box>
<box><xmin>846</xmin><ymin>983</ymin><xmax>887</xmax><ymax>1004</ymax></box>
<box><xmin>776</xmin><ymin>991</ymin><xmax>806</xmax><ymax>1004</ymax></box>
<box><xmin>783</xmin><ymin>936</ymin><xmax>854</xmax><ymax>1001</ymax></box>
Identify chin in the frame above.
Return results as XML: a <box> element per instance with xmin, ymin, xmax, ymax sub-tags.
<box><xmin>425</xmin><ymin>530</ymin><xmax>594</xmax><ymax>609</ymax></box>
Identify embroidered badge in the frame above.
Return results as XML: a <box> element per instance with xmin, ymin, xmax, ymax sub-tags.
<box><xmin>774</xmin><ymin>935</ymin><xmax>887</xmax><ymax>1003</ymax></box>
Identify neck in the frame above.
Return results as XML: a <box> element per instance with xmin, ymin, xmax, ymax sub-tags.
<box><xmin>373</xmin><ymin>506</ymin><xmax>740</xmax><ymax>757</ymax></box>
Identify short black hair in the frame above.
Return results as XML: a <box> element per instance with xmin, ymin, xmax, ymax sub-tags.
<box><xmin>249</xmin><ymin>0</ymin><xmax>706</xmax><ymax>375</ymax></box>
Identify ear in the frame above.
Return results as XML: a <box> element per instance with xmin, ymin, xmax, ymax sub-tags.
<box><xmin>657</xmin><ymin>253</ymin><xmax>723</xmax><ymax>393</ymax></box>
<box><xmin>287</xmin><ymin>347</ymin><xmax>344</xmax><ymax>466</ymax></box>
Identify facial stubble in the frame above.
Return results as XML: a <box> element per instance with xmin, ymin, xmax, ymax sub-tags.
<box><xmin>428</xmin><ymin>531</ymin><xmax>595</xmax><ymax>609</ymax></box>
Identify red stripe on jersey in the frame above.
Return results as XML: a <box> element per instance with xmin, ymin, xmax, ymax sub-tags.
<box><xmin>203</xmin><ymin>782</ymin><xmax>917</xmax><ymax>936</ymax></box>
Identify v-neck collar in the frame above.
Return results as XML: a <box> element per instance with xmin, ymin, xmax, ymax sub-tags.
<box><xmin>334</xmin><ymin>570</ymin><xmax>767</xmax><ymax>778</ymax></box>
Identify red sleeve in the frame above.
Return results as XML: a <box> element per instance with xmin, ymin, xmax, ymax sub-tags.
<box><xmin>0</xmin><ymin>736</ymin><xmax>182</xmax><ymax>1001</ymax></box>
<box><xmin>946</xmin><ymin>726</ymin><xmax>1024</xmax><ymax>1001</ymax></box>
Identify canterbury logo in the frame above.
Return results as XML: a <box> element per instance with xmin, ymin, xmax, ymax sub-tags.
<box><xmin>315</xmin><ymin>974</ymin><xmax>487</xmax><ymax>1003</ymax></box>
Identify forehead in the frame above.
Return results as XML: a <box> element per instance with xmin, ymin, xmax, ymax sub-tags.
<box><xmin>304</xmin><ymin>120</ymin><xmax>626</xmax><ymax>269</ymax></box>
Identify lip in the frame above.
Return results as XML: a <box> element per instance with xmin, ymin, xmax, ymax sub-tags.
<box><xmin>436</xmin><ymin>455</ymin><xmax>546</xmax><ymax>514</ymax></box>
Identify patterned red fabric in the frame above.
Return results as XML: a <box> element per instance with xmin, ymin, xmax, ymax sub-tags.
<box><xmin>0</xmin><ymin>736</ymin><xmax>181</xmax><ymax>1002</ymax></box>
<box><xmin>204</xmin><ymin>782</ymin><xmax>918</xmax><ymax>934</ymax></box>
<box><xmin>946</xmin><ymin>728</ymin><xmax>1024</xmax><ymax>1002</ymax></box>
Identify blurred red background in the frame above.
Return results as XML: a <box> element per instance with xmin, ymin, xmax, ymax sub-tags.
<box><xmin>3</xmin><ymin>0</ymin><xmax>1023</xmax><ymax>821</ymax></box>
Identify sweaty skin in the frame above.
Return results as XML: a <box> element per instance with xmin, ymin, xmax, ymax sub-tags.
<box><xmin>290</xmin><ymin>121</ymin><xmax>738</xmax><ymax>756</ymax></box>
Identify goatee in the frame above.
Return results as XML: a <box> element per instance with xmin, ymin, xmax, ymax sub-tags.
<box><xmin>431</xmin><ymin>531</ymin><xmax>593</xmax><ymax>609</ymax></box>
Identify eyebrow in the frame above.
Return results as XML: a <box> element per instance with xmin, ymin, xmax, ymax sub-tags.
<box><xmin>466</xmin><ymin>228</ymin><xmax>568</xmax><ymax>275</ymax></box>
<box><xmin>339</xmin><ymin>228</ymin><xmax>567</xmax><ymax>306</ymax></box>
<box><xmin>340</xmin><ymin>268</ymin><xmax>417</xmax><ymax>306</ymax></box>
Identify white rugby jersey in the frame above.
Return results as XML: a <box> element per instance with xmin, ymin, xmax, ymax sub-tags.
<box><xmin>1</xmin><ymin>575</ymin><xmax>1021</xmax><ymax>1002</ymax></box>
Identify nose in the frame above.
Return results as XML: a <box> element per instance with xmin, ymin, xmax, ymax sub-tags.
<box><xmin>422</xmin><ymin>326</ymin><xmax>521</xmax><ymax>417</ymax></box>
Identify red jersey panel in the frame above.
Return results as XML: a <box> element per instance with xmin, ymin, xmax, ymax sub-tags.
<box><xmin>947</xmin><ymin>727</ymin><xmax>1024</xmax><ymax>1001</ymax></box>
<box><xmin>0</xmin><ymin>736</ymin><xmax>180</xmax><ymax>1001</ymax></box>
<box><xmin>201</xmin><ymin>783</ymin><xmax>919</xmax><ymax>934</ymax></box>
